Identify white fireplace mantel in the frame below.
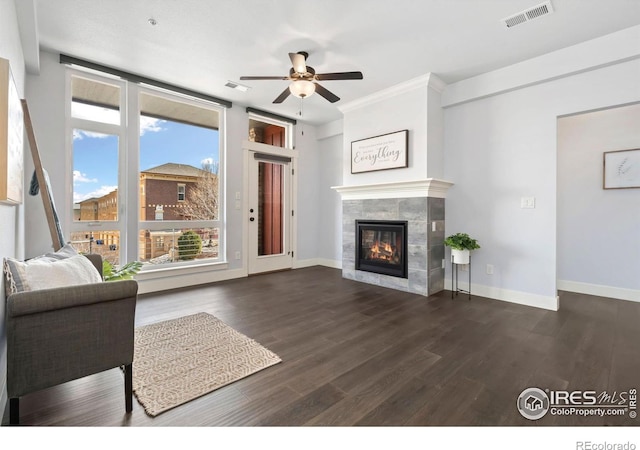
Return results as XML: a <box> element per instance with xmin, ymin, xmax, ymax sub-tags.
<box><xmin>331</xmin><ymin>179</ymin><xmax>454</xmax><ymax>200</ymax></box>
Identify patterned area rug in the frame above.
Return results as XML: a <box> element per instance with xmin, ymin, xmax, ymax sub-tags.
<box><xmin>132</xmin><ymin>312</ymin><xmax>281</xmax><ymax>417</ymax></box>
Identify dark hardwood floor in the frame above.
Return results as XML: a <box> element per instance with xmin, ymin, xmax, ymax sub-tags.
<box><xmin>3</xmin><ymin>266</ymin><xmax>639</xmax><ymax>427</ymax></box>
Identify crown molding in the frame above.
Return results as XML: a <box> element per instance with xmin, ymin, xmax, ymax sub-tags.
<box><xmin>331</xmin><ymin>178</ymin><xmax>454</xmax><ymax>200</ymax></box>
<box><xmin>339</xmin><ymin>73</ymin><xmax>447</xmax><ymax>114</ymax></box>
<box><xmin>426</xmin><ymin>73</ymin><xmax>447</xmax><ymax>93</ymax></box>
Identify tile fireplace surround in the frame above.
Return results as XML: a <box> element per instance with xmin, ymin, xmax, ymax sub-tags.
<box><xmin>333</xmin><ymin>179</ymin><xmax>453</xmax><ymax>297</ymax></box>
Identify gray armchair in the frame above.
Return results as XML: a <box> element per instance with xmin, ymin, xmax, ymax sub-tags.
<box><xmin>6</xmin><ymin>254</ymin><xmax>137</xmax><ymax>425</ymax></box>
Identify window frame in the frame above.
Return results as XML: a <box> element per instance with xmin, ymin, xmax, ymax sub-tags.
<box><xmin>66</xmin><ymin>69</ymin><xmax>127</xmax><ymax>262</ymax></box>
<box><xmin>136</xmin><ymin>84</ymin><xmax>225</xmax><ymax>270</ymax></box>
<box><xmin>247</xmin><ymin>112</ymin><xmax>294</xmax><ymax>149</ymax></box>
<box><xmin>66</xmin><ymin>68</ymin><xmax>227</xmax><ymax>271</ymax></box>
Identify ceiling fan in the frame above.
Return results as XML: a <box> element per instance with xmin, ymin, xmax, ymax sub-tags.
<box><xmin>240</xmin><ymin>51</ymin><xmax>363</xmax><ymax>104</ymax></box>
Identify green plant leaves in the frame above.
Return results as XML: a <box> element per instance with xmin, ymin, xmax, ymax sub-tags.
<box><xmin>103</xmin><ymin>260</ymin><xmax>143</xmax><ymax>281</ymax></box>
<box><xmin>444</xmin><ymin>233</ymin><xmax>481</xmax><ymax>251</ymax></box>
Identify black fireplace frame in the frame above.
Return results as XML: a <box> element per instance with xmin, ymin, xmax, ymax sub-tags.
<box><xmin>355</xmin><ymin>220</ymin><xmax>408</xmax><ymax>279</ymax></box>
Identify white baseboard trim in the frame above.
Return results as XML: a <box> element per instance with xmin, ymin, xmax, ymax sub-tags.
<box><xmin>137</xmin><ymin>267</ymin><xmax>248</xmax><ymax>295</ymax></box>
<box><xmin>294</xmin><ymin>258</ymin><xmax>342</xmax><ymax>269</ymax></box>
<box><xmin>445</xmin><ymin>278</ymin><xmax>559</xmax><ymax>311</ymax></box>
<box><xmin>557</xmin><ymin>280</ymin><xmax>640</xmax><ymax>303</ymax></box>
<box><xmin>317</xmin><ymin>258</ymin><xmax>342</xmax><ymax>269</ymax></box>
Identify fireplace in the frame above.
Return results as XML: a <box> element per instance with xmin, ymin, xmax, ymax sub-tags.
<box><xmin>355</xmin><ymin>220</ymin><xmax>408</xmax><ymax>279</ymax></box>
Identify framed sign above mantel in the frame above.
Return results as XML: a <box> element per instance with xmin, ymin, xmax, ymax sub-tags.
<box><xmin>351</xmin><ymin>129</ymin><xmax>408</xmax><ymax>174</ymax></box>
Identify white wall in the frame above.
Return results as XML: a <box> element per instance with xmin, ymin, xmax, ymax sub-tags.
<box><xmin>341</xmin><ymin>82</ymin><xmax>429</xmax><ymax>186</ymax></box>
<box><xmin>0</xmin><ymin>0</ymin><xmax>26</xmax><ymax>422</ymax></box>
<box><xmin>426</xmin><ymin>85</ymin><xmax>444</xmax><ymax>179</ymax></box>
<box><xmin>317</xmin><ymin>131</ymin><xmax>343</xmax><ymax>267</ymax></box>
<box><xmin>443</xmin><ymin>57</ymin><xmax>640</xmax><ymax>310</ymax></box>
<box><xmin>223</xmin><ymin>104</ymin><xmax>249</xmax><ymax>272</ymax></box>
<box><xmin>557</xmin><ymin>103</ymin><xmax>640</xmax><ymax>301</ymax></box>
<box><xmin>294</xmin><ymin>123</ymin><xmax>320</xmax><ymax>262</ymax></box>
<box><xmin>24</xmin><ymin>51</ymin><xmax>65</xmax><ymax>257</ymax></box>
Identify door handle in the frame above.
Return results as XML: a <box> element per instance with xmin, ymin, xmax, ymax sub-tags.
<box><xmin>250</xmin><ymin>217</ymin><xmax>255</xmax><ymax>222</ymax></box>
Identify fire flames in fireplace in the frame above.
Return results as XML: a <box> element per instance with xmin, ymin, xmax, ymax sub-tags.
<box><xmin>367</xmin><ymin>237</ymin><xmax>400</xmax><ymax>264</ymax></box>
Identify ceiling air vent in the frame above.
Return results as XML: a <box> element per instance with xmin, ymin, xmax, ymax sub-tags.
<box><xmin>502</xmin><ymin>1</ymin><xmax>554</xmax><ymax>29</ymax></box>
<box><xmin>225</xmin><ymin>81</ymin><xmax>250</xmax><ymax>92</ymax></box>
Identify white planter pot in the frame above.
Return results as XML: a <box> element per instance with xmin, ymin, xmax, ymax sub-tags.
<box><xmin>451</xmin><ymin>249</ymin><xmax>470</xmax><ymax>264</ymax></box>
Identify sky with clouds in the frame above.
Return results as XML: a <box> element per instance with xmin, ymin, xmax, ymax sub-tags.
<box><xmin>72</xmin><ymin>105</ymin><xmax>219</xmax><ymax>204</ymax></box>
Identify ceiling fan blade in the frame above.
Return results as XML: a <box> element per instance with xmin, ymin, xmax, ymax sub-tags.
<box><xmin>315</xmin><ymin>71</ymin><xmax>364</xmax><ymax>81</ymax></box>
<box><xmin>240</xmin><ymin>76</ymin><xmax>289</xmax><ymax>80</ymax></box>
<box><xmin>273</xmin><ymin>87</ymin><xmax>291</xmax><ymax>104</ymax></box>
<box><xmin>314</xmin><ymin>83</ymin><xmax>340</xmax><ymax>103</ymax></box>
<box><xmin>289</xmin><ymin>52</ymin><xmax>307</xmax><ymax>74</ymax></box>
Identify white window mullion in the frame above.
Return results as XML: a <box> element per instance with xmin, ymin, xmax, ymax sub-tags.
<box><xmin>125</xmin><ymin>82</ymin><xmax>140</xmax><ymax>266</ymax></box>
<box><xmin>218</xmin><ymin>108</ymin><xmax>227</xmax><ymax>265</ymax></box>
<box><xmin>69</xmin><ymin>117</ymin><xmax>121</xmax><ymax>136</ymax></box>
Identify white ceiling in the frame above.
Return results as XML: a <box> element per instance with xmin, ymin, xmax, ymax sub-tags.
<box><xmin>27</xmin><ymin>0</ymin><xmax>640</xmax><ymax>125</ymax></box>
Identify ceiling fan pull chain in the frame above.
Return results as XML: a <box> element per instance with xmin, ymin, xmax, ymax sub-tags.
<box><xmin>299</xmin><ymin>97</ymin><xmax>305</xmax><ymax>135</ymax></box>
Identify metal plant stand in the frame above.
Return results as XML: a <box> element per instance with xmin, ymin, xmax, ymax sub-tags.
<box><xmin>451</xmin><ymin>254</ymin><xmax>471</xmax><ymax>300</ymax></box>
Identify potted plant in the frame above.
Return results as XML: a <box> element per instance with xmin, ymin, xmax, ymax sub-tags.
<box><xmin>444</xmin><ymin>233</ymin><xmax>480</xmax><ymax>264</ymax></box>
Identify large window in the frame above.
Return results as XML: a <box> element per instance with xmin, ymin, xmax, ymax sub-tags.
<box><xmin>137</xmin><ymin>89</ymin><xmax>221</xmax><ymax>265</ymax></box>
<box><xmin>68</xmin><ymin>71</ymin><xmax>224</xmax><ymax>270</ymax></box>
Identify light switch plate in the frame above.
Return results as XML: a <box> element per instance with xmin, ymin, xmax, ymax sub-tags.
<box><xmin>521</xmin><ymin>197</ymin><xmax>535</xmax><ymax>209</ymax></box>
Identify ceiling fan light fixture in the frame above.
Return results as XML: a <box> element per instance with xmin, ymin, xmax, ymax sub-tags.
<box><xmin>289</xmin><ymin>80</ymin><xmax>315</xmax><ymax>98</ymax></box>
<box><xmin>240</xmin><ymin>52</ymin><xmax>362</xmax><ymax>104</ymax></box>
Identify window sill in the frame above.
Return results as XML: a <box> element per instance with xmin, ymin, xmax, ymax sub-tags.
<box><xmin>135</xmin><ymin>260</ymin><xmax>229</xmax><ymax>281</ymax></box>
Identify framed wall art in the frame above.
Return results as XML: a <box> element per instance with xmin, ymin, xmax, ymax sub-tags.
<box><xmin>351</xmin><ymin>129</ymin><xmax>408</xmax><ymax>174</ymax></box>
<box><xmin>603</xmin><ymin>148</ymin><xmax>640</xmax><ymax>189</ymax></box>
<box><xmin>0</xmin><ymin>57</ymin><xmax>24</xmax><ymax>204</ymax></box>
